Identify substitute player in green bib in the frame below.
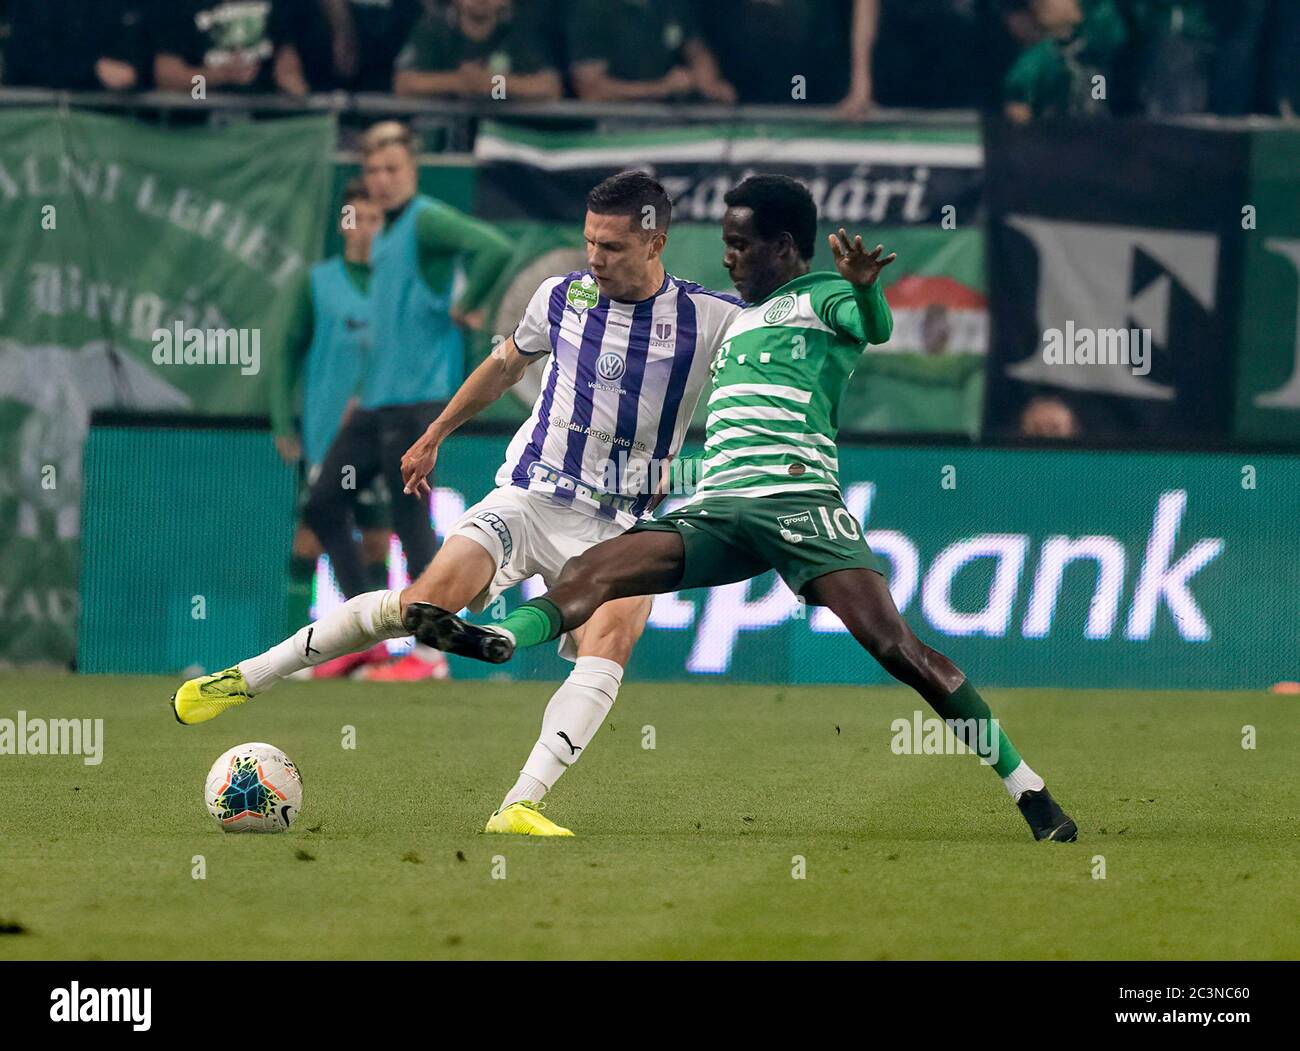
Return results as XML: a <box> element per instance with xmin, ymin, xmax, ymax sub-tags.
<box><xmin>404</xmin><ymin>175</ymin><xmax>1078</xmax><ymax>843</ymax></box>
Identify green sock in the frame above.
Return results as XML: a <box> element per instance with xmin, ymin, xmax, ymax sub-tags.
<box><xmin>286</xmin><ymin>555</ymin><xmax>316</xmax><ymax>634</ymax></box>
<box><xmin>930</xmin><ymin>679</ymin><xmax>1023</xmax><ymax>777</ymax></box>
<box><xmin>498</xmin><ymin>598</ymin><xmax>564</xmax><ymax>649</ymax></box>
<box><xmin>366</xmin><ymin>560</ymin><xmax>389</xmax><ymax>591</ymax></box>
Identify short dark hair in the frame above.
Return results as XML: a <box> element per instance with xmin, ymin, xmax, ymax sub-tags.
<box><xmin>342</xmin><ymin>177</ymin><xmax>369</xmax><ymax>205</ymax></box>
<box><xmin>362</xmin><ymin>120</ymin><xmax>414</xmax><ymax>157</ymax></box>
<box><xmin>724</xmin><ymin>174</ymin><xmax>817</xmax><ymax>260</ymax></box>
<box><xmin>586</xmin><ymin>170</ymin><xmax>672</xmax><ymax>235</ymax></box>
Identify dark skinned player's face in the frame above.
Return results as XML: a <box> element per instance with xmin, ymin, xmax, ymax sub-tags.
<box><xmin>722</xmin><ymin>206</ymin><xmax>803</xmax><ymax>303</ymax></box>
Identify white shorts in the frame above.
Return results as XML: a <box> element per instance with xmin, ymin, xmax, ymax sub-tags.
<box><xmin>447</xmin><ymin>485</ymin><xmax>627</xmax><ymax>661</ymax></box>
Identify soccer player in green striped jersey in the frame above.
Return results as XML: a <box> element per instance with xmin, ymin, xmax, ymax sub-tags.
<box><xmin>405</xmin><ymin>175</ymin><xmax>1077</xmax><ymax>843</ymax></box>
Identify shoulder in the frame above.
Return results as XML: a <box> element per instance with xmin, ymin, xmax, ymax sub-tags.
<box><xmin>309</xmin><ymin>257</ymin><xmax>339</xmax><ymax>280</ymax></box>
<box><xmin>1006</xmin><ymin>41</ymin><xmax>1058</xmax><ymax>89</ymax></box>
<box><xmin>523</xmin><ymin>271</ymin><xmax>586</xmax><ymax>315</ymax></box>
<box><xmin>414</xmin><ymin>195</ymin><xmax>449</xmax><ymax>218</ymax></box>
<box><xmin>779</xmin><ymin>271</ymin><xmax>851</xmax><ymax>312</ymax></box>
<box><xmin>668</xmin><ymin>276</ymin><xmax>746</xmax><ymax>309</ymax></box>
<box><xmin>802</xmin><ymin>270</ymin><xmax>853</xmax><ymax>298</ymax></box>
<box><xmin>537</xmin><ymin>271</ymin><xmax>584</xmax><ymax>299</ymax></box>
<box><xmin>304</xmin><ymin>259</ymin><xmax>338</xmax><ymax>297</ymax></box>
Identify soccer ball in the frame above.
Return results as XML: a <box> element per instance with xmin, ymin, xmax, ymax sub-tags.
<box><xmin>204</xmin><ymin>742</ymin><xmax>303</xmax><ymax>833</ymax></box>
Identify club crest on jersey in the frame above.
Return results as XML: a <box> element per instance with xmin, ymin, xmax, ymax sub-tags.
<box><xmin>567</xmin><ymin>278</ymin><xmax>600</xmax><ymax>314</ymax></box>
<box><xmin>653</xmin><ymin>321</ymin><xmax>674</xmax><ymax>344</ymax></box>
<box><xmin>763</xmin><ymin>294</ymin><xmax>797</xmax><ymax>325</ymax></box>
<box><xmin>597</xmin><ymin>352</ymin><xmax>626</xmax><ymax>381</ymax></box>
<box><xmin>777</xmin><ymin>510</ymin><xmax>818</xmax><ymax>544</ymax></box>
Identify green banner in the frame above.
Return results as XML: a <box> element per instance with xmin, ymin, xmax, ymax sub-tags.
<box><xmin>304</xmin><ymin>435</ymin><xmax>1293</xmax><ymax>690</ymax></box>
<box><xmin>470</xmin><ymin>121</ymin><xmax>987</xmax><ymax>436</ymax></box>
<box><xmin>1234</xmin><ymin>126</ymin><xmax>1300</xmax><ymax>443</ymax></box>
<box><xmin>0</xmin><ymin>108</ymin><xmax>334</xmax><ymax>665</ymax></box>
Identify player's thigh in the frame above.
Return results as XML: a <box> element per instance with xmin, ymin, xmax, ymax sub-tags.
<box><xmin>422</xmin><ymin>486</ymin><xmax>544</xmax><ymax>614</ymax></box>
<box><xmin>400</xmin><ymin>535</ymin><xmax>496</xmax><ymax>612</ymax></box>
<box><xmin>802</xmin><ymin>567</ymin><xmax>902</xmax><ymax>644</ymax></box>
<box><xmin>630</xmin><ymin>513</ymin><xmax>767</xmax><ymax>592</ymax></box>
<box><xmin>562</xmin><ymin>526</ymin><xmax>690</xmax><ymax>599</ymax></box>
<box><xmin>571</xmin><ymin>594</ymin><xmax>654</xmax><ymax>665</ymax></box>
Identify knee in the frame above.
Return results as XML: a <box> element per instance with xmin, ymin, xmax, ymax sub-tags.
<box><xmin>558</xmin><ymin>549</ymin><xmax>600</xmax><ymax>588</ymax></box>
<box><xmin>303</xmin><ymin>486</ymin><xmax>347</xmax><ymax>526</ymax></box>
<box><xmin>291</xmin><ymin>526</ymin><xmax>322</xmax><ymax>560</ymax></box>
<box><xmin>360</xmin><ymin>529</ymin><xmax>390</xmax><ymax>563</ymax></box>
<box><xmin>861</xmin><ymin>620</ymin><xmax>923</xmax><ymax>674</ymax></box>
<box><xmin>580</xmin><ymin>624</ymin><xmax>640</xmax><ymax>666</ymax></box>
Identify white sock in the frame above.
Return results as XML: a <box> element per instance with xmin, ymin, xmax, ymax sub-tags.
<box><xmin>1002</xmin><ymin>760</ymin><xmax>1045</xmax><ymax>802</ymax></box>
<box><xmin>411</xmin><ymin>642</ymin><xmax>441</xmax><ymax>662</ymax></box>
<box><xmin>501</xmin><ymin>771</ymin><xmax>550</xmax><ymax>810</ymax></box>
<box><xmin>499</xmin><ymin>655</ymin><xmax>623</xmax><ymax>809</ymax></box>
<box><xmin>238</xmin><ymin>590</ymin><xmax>406</xmax><ymax>694</ymax></box>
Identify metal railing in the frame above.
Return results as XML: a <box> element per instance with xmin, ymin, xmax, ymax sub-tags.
<box><xmin>0</xmin><ymin>86</ymin><xmax>980</xmax><ymax>153</ymax></box>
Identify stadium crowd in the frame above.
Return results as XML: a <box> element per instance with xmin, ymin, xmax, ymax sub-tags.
<box><xmin>0</xmin><ymin>0</ymin><xmax>1296</xmax><ymax>119</ymax></box>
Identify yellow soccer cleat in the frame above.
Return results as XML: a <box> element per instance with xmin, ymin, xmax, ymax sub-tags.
<box><xmin>483</xmin><ymin>801</ymin><xmax>574</xmax><ymax>836</ymax></box>
<box><xmin>170</xmin><ymin>667</ymin><xmax>251</xmax><ymax>726</ymax></box>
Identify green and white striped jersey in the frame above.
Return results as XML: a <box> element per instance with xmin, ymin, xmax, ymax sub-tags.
<box><xmin>683</xmin><ymin>271</ymin><xmax>893</xmax><ymax>505</ymax></box>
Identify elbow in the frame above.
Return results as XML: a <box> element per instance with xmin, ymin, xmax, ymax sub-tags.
<box><xmin>392</xmin><ymin>72</ymin><xmax>420</xmax><ymax>97</ymax></box>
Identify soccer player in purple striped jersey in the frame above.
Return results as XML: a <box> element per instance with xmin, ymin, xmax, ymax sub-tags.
<box><xmin>170</xmin><ymin>171</ymin><xmax>743</xmax><ymax>836</ymax></box>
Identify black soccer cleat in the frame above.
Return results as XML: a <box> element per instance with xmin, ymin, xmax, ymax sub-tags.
<box><xmin>402</xmin><ymin>602</ymin><xmax>515</xmax><ymax>664</ymax></box>
<box><xmin>1017</xmin><ymin>787</ymin><xmax>1078</xmax><ymax>842</ymax></box>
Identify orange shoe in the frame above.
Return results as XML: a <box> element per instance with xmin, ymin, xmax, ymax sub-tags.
<box><xmin>312</xmin><ymin>643</ymin><xmax>391</xmax><ymax>679</ymax></box>
<box><xmin>358</xmin><ymin>649</ymin><xmax>451</xmax><ymax>682</ymax></box>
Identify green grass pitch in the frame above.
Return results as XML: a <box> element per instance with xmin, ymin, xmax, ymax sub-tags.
<box><xmin>1</xmin><ymin>672</ymin><xmax>1296</xmax><ymax>960</ymax></box>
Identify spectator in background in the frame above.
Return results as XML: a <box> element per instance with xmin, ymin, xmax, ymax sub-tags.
<box><xmin>1124</xmin><ymin>0</ymin><xmax>1215</xmax><ymax>116</ymax></box>
<box><xmin>1209</xmin><ymin>0</ymin><xmax>1299</xmax><ymax>116</ymax></box>
<box><xmin>1268</xmin><ymin>0</ymin><xmax>1300</xmax><ymax>115</ymax></box>
<box><xmin>872</xmin><ymin>0</ymin><xmax>981</xmax><ymax>110</ymax></box>
<box><xmin>3</xmin><ymin>0</ymin><xmax>145</xmax><ymax>90</ymax></box>
<box><xmin>296</xmin><ymin>0</ymin><xmax>423</xmax><ymax>91</ymax></box>
<box><xmin>300</xmin><ymin>121</ymin><xmax>511</xmax><ymax>680</ymax></box>
<box><xmin>393</xmin><ymin>0</ymin><xmax>561</xmax><ymax>99</ymax></box>
<box><xmin>699</xmin><ymin>0</ymin><xmax>874</xmax><ymax>110</ymax></box>
<box><xmin>154</xmin><ymin>0</ymin><xmax>308</xmax><ymax>96</ymax></box>
<box><xmin>1002</xmin><ymin>0</ymin><xmax>1126</xmax><ymax>122</ymax></box>
<box><xmin>269</xmin><ymin>178</ymin><xmax>396</xmax><ymax>676</ymax></box>
<box><xmin>566</xmin><ymin>0</ymin><xmax>735</xmax><ymax>103</ymax></box>
<box><xmin>1019</xmin><ymin>395</ymin><xmax>1081</xmax><ymax>439</ymax></box>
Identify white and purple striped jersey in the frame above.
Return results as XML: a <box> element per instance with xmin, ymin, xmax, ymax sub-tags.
<box><xmin>498</xmin><ymin>270</ymin><xmax>743</xmax><ymax>528</ymax></box>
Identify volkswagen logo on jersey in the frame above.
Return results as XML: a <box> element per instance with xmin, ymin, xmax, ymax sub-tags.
<box><xmin>597</xmin><ymin>352</ymin><xmax>626</xmax><ymax>381</ymax></box>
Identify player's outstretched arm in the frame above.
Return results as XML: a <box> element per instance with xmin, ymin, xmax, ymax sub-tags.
<box><xmin>400</xmin><ymin>335</ymin><xmax>536</xmax><ymax>497</ymax></box>
<box><xmin>827</xmin><ymin>229</ymin><xmax>896</xmax><ymax>345</ymax></box>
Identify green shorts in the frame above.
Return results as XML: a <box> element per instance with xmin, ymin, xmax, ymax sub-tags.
<box><xmin>631</xmin><ymin>489</ymin><xmax>885</xmax><ymax>603</ymax></box>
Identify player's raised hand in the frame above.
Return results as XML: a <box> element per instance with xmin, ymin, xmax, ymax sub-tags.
<box><xmin>400</xmin><ymin>428</ymin><xmax>440</xmax><ymax>498</ymax></box>
<box><xmin>829</xmin><ymin>229</ymin><xmax>896</xmax><ymax>288</ymax></box>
